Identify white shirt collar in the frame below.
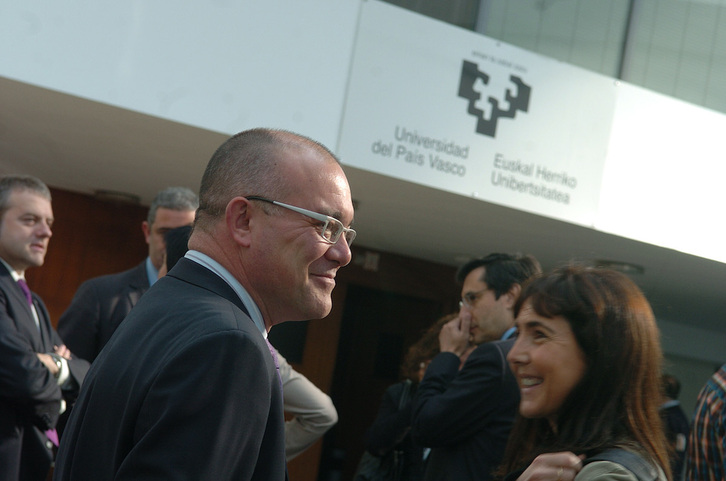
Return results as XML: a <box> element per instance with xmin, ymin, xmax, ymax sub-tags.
<box><xmin>145</xmin><ymin>257</ymin><xmax>159</xmax><ymax>287</ymax></box>
<box><xmin>0</xmin><ymin>257</ymin><xmax>22</xmax><ymax>282</ymax></box>
<box><xmin>0</xmin><ymin>257</ymin><xmax>40</xmax><ymax>328</ymax></box>
<box><xmin>183</xmin><ymin>250</ymin><xmax>267</xmax><ymax>338</ymax></box>
<box><xmin>501</xmin><ymin>326</ymin><xmax>517</xmax><ymax>340</ymax></box>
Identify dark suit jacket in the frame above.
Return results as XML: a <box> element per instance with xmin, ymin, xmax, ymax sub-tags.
<box><xmin>411</xmin><ymin>338</ymin><xmax>519</xmax><ymax>481</ymax></box>
<box><xmin>661</xmin><ymin>402</ymin><xmax>690</xmax><ymax>480</ymax></box>
<box><xmin>0</xmin><ymin>264</ymin><xmax>89</xmax><ymax>481</ymax></box>
<box><xmin>366</xmin><ymin>380</ymin><xmax>426</xmax><ymax>481</ymax></box>
<box><xmin>57</xmin><ymin>261</ymin><xmax>149</xmax><ymax>362</ymax></box>
<box><xmin>53</xmin><ymin>258</ymin><xmax>288</xmax><ymax>481</ymax></box>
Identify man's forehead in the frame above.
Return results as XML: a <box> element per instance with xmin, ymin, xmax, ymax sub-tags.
<box><xmin>283</xmin><ymin>166</ymin><xmax>352</xmax><ymax>208</ymax></box>
<box><xmin>152</xmin><ymin>207</ymin><xmax>195</xmax><ymax>227</ymax></box>
<box><xmin>463</xmin><ymin>266</ymin><xmax>487</xmax><ymax>286</ymax></box>
<box><xmin>7</xmin><ymin>189</ymin><xmax>52</xmax><ymax>210</ymax></box>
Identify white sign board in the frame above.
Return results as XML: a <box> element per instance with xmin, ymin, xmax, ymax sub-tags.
<box><xmin>339</xmin><ymin>0</ymin><xmax>617</xmax><ymax>227</ymax></box>
<box><xmin>599</xmin><ymin>83</ymin><xmax>726</xmax><ymax>263</ymax></box>
<box><xmin>0</xmin><ymin>1</ymin><xmax>360</xmax><ymax>149</ymax></box>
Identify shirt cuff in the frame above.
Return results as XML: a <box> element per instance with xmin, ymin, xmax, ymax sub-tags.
<box><xmin>57</xmin><ymin>357</ymin><xmax>70</xmax><ymax>386</ymax></box>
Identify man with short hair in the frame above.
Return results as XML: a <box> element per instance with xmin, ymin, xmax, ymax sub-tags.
<box><xmin>411</xmin><ymin>253</ymin><xmax>540</xmax><ymax>481</ymax></box>
<box><xmin>157</xmin><ymin>224</ymin><xmax>193</xmax><ymax>277</ymax></box>
<box><xmin>54</xmin><ymin>128</ymin><xmax>355</xmax><ymax>480</ymax></box>
<box><xmin>0</xmin><ymin>175</ymin><xmax>89</xmax><ymax>481</ymax></box>
<box><xmin>160</xmin><ymin>223</ymin><xmax>339</xmax><ymax>460</ymax></box>
<box><xmin>57</xmin><ymin>186</ymin><xmax>198</xmax><ymax>362</ymax></box>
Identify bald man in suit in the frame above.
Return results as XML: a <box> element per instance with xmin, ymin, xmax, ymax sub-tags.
<box><xmin>54</xmin><ymin>129</ymin><xmax>355</xmax><ymax>480</ymax></box>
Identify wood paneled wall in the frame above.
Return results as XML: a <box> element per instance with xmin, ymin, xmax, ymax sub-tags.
<box><xmin>25</xmin><ymin>187</ymin><xmax>149</xmax><ymax>323</ymax></box>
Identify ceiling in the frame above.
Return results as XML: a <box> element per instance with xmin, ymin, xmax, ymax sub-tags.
<box><xmin>2</xmin><ymin>76</ymin><xmax>725</xmax><ymax>340</ymax></box>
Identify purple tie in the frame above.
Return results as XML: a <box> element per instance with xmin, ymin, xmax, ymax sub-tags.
<box><xmin>265</xmin><ymin>339</ymin><xmax>282</xmax><ymax>390</ymax></box>
<box><xmin>46</xmin><ymin>429</ymin><xmax>59</xmax><ymax>447</ymax></box>
<box><xmin>18</xmin><ymin>280</ymin><xmax>59</xmax><ymax>447</ymax></box>
<box><xmin>17</xmin><ymin>278</ymin><xmax>33</xmax><ymax>306</ymax></box>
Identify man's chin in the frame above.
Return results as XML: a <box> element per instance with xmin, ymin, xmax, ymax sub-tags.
<box><xmin>311</xmin><ymin>303</ymin><xmax>333</xmax><ymax>320</ymax></box>
<box><xmin>304</xmin><ymin>294</ymin><xmax>332</xmax><ymax>320</ymax></box>
<box><xmin>27</xmin><ymin>255</ymin><xmax>46</xmax><ymax>268</ymax></box>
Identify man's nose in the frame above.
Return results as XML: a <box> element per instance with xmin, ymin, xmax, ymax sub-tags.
<box><xmin>327</xmin><ymin>235</ymin><xmax>352</xmax><ymax>267</ymax></box>
<box><xmin>37</xmin><ymin>222</ymin><xmax>52</xmax><ymax>238</ymax></box>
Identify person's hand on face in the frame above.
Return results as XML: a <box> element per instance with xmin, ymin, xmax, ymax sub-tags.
<box><xmin>439</xmin><ymin>313</ymin><xmax>473</xmax><ymax>358</ymax></box>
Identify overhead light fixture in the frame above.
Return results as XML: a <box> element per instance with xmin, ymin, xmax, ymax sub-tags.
<box><xmin>93</xmin><ymin>189</ymin><xmax>141</xmax><ymax>205</ymax></box>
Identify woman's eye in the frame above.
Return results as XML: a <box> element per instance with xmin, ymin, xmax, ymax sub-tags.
<box><xmin>533</xmin><ymin>330</ymin><xmax>548</xmax><ymax>340</ymax></box>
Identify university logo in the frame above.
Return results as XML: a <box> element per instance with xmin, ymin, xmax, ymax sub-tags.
<box><xmin>458</xmin><ymin>60</ymin><xmax>531</xmax><ymax>138</ymax></box>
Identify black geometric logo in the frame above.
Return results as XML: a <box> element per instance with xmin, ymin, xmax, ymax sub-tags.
<box><xmin>458</xmin><ymin>60</ymin><xmax>532</xmax><ymax>138</ymax></box>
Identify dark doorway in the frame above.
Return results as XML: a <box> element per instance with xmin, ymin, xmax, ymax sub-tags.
<box><xmin>317</xmin><ymin>284</ymin><xmax>446</xmax><ymax>481</ymax></box>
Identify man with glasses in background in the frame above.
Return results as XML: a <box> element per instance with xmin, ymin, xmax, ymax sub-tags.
<box><xmin>54</xmin><ymin>128</ymin><xmax>355</xmax><ymax>481</ymax></box>
<box><xmin>411</xmin><ymin>253</ymin><xmax>540</xmax><ymax>481</ymax></box>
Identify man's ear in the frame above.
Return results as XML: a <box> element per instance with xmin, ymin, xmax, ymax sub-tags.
<box><xmin>502</xmin><ymin>283</ymin><xmax>522</xmax><ymax>309</ymax></box>
<box><xmin>141</xmin><ymin>221</ymin><xmax>151</xmax><ymax>245</ymax></box>
<box><xmin>226</xmin><ymin>197</ymin><xmax>252</xmax><ymax>247</ymax></box>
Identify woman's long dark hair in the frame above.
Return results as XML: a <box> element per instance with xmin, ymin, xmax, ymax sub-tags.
<box><xmin>399</xmin><ymin>313</ymin><xmax>456</xmax><ymax>382</ymax></box>
<box><xmin>498</xmin><ymin>266</ymin><xmax>671</xmax><ymax>480</ymax></box>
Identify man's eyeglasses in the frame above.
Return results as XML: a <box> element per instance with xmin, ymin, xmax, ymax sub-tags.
<box><xmin>459</xmin><ymin>288</ymin><xmax>488</xmax><ymax>309</ymax></box>
<box><xmin>246</xmin><ymin>196</ymin><xmax>356</xmax><ymax>247</ymax></box>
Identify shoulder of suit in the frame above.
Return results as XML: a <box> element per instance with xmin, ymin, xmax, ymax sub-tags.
<box><xmin>471</xmin><ymin>338</ymin><xmax>514</xmax><ymax>355</ymax></box>
<box><xmin>0</xmin><ymin>262</ymin><xmax>17</xmax><ymax>287</ymax></box>
<box><xmin>463</xmin><ymin>340</ymin><xmax>514</xmax><ymax>374</ymax></box>
<box><xmin>577</xmin><ymin>460</ymin><xmax>641</xmax><ymax>481</ymax></box>
<box><xmin>0</xmin><ymin>265</ymin><xmax>25</xmax><ymax>298</ymax></box>
<box><xmin>78</xmin><ymin>261</ymin><xmax>148</xmax><ymax>290</ymax></box>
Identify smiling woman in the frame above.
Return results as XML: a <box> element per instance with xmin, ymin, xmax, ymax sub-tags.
<box><xmin>509</xmin><ymin>306</ymin><xmax>587</xmax><ymax>426</ymax></box>
<box><xmin>498</xmin><ymin>266</ymin><xmax>671</xmax><ymax>481</ymax></box>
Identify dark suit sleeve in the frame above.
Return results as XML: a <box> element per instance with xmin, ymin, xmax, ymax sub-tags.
<box><xmin>366</xmin><ymin>382</ymin><xmax>413</xmax><ymax>455</ymax></box>
<box><xmin>47</xmin><ymin>328</ymin><xmax>89</xmax><ymax>399</ymax></box>
<box><xmin>25</xmin><ymin>297</ymin><xmax>90</xmax><ymax>398</ymax></box>
<box><xmin>57</xmin><ymin>280</ymin><xmax>101</xmax><ymax>362</ymax></box>
<box><xmin>0</xmin><ymin>295</ymin><xmax>61</xmax><ymax>430</ymax></box>
<box><xmin>115</xmin><ymin>330</ymin><xmax>280</xmax><ymax>480</ymax></box>
<box><xmin>63</xmin><ymin>358</ymin><xmax>90</xmax><ymax>393</ymax></box>
<box><xmin>410</xmin><ymin>345</ymin><xmax>508</xmax><ymax>446</ymax></box>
